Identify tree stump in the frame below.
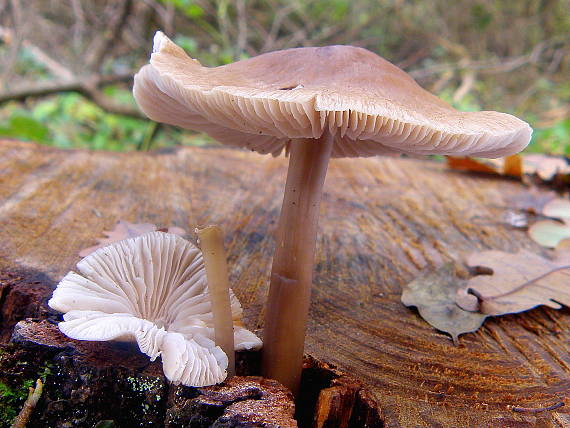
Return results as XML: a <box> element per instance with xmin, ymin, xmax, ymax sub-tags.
<box><xmin>0</xmin><ymin>140</ymin><xmax>569</xmax><ymax>427</ymax></box>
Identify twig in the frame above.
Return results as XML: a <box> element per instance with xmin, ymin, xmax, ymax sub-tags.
<box><xmin>453</xmin><ymin>70</ymin><xmax>476</xmax><ymax>103</ymax></box>
<box><xmin>81</xmin><ymin>83</ymin><xmax>145</xmax><ymax>119</ymax></box>
<box><xmin>0</xmin><ymin>26</ymin><xmax>74</xmax><ymax>80</ymax></box>
<box><xmin>70</xmin><ymin>0</ymin><xmax>86</xmax><ymax>51</ymax></box>
<box><xmin>409</xmin><ymin>38</ymin><xmax>568</xmax><ymax>80</ymax></box>
<box><xmin>11</xmin><ymin>378</ymin><xmax>43</xmax><ymax>428</ymax></box>
<box><xmin>0</xmin><ymin>72</ymin><xmax>133</xmax><ymax>103</ymax></box>
<box><xmin>85</xmin><ymin>0</ymin><xmax>133</xmax><ymax>69</ymax></box>
<box><xmin>511</xmin><ymin>401</ymin><xmax>564</xmax><ymax>414</ymax></box>
<box><xmin>2</xmin><ymin>0</ymin><xmax>23</xmax><ymax>83</ymax></box>
<box><xmin>0</xmin><ymin>72</ymin><xmax>144</xmax><ymax>119</ymax></box>
<box><xmin>235</xmin><ymin>0</ymin><xmax>248</xmax><ymax>57</ymax></box>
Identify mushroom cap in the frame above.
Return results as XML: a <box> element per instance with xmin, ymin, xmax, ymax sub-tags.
<box><xmin>133</xmin><ymin>32</ymin><xmax>532</xmax><ymax>159</ymax></box>
<box><xmin>49</xmin><ymin>231</ymin><xmax>262</xmax><ymax>387</ymax></box>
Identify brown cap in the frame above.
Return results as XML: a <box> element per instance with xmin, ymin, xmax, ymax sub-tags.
<box><xmin>134</xmin><ymin>32</ymin><xmax>532</xmax><ymax>158</ymax></box>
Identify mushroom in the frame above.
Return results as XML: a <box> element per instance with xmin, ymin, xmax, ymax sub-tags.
<box><xmin>133</xmin><ymin>32</ymin><xmax>532</xmax><ymax>393</ymax></box>
<box><xmin>48</xmin><ymin>231</ymin><xmax>262</xmax><ymax>387</ymax></box>
<box><xmin>196</xmin><ymin>225</ymin><xmax>236</xmax><ymax>377</ymax></box>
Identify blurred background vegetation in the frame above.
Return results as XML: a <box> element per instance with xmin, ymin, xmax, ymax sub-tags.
<box><xmin>0</xmin><ymin>0</ymin><xmax>568</xmax><ymax>154</ymax></box>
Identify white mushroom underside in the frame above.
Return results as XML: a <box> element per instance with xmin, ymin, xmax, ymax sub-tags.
<box><xmin>133</xmin><ymin>33</ymin><xmax>532</xmax><ymax>159</ymax></box>
<box><xmin>49</xmin><ymin>232</ymin><xmax>262</xmax><ymax>387</ymax></box>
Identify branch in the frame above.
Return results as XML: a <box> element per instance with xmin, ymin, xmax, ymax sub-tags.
<box><xmin>408</xmin><ymin>37</ymin><xmax>568</xmax><ymax>79</ymax></box>
<box><xmin>0</xmin><ymin>72</ymin><xmax>131</xmax><ymax>103</ymax></box>
<box><xmin>80</xmin><ymin>79</ymin><xmax>144</xmax><ymax>119</ymax></box>
<box><xmin>0</xmin><ymin>72</ymin><xmax>145</xmax><ymax>119</ymax></box>
<box><xmin>0</xmin><ymin>25</ymin><xmax>74</xmax><ymax>81</ymax></box>
<box><xmin>85</xmin><ymin>0</ymin><xmax>133</xmax><ymax>69</ymax></box>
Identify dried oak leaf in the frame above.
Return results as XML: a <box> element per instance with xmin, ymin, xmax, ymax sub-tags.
<box><xmin>401</xmin><ymin>263</ymin><xmax>488</xmax><ymax>344</ymax></box>
<box><xmin>458</xmin><ymin>250</ymin><xmax>570</xmax><ymax>316</ymax></box>
<box><xmin>79</xmin><ymin>220</ymin><xmax>185</xmax><ymax>257</ymax></box>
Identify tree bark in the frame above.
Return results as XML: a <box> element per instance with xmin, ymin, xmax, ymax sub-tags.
<box><xmin>1</xmin><ymin>140</ymin><xmax>569</xmax><ymax>427</ymax></box>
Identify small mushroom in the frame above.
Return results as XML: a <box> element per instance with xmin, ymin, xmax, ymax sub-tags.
<box><xmin>133</xmin><ymin>32</ymin><xmax>532</xmax><ymax>392</ymax></box>
<box><xmin>48</xmin><ymin>231</ymin><xmax>261</xmax><ymax>387</ymax></box>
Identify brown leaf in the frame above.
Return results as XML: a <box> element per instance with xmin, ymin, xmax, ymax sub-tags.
<box><xmin>459</xmin><ymin>250</ymin><xmax>570</xmax><ymax>316</ymax></box>
<box><xmin>79</xmin><ymin>220</ymin><xmax>186</xmax><ymax>257</ymax></box>
<box><xmin>447</xmin><ymin>157</ymin><xmax>501</xmax><ymax>175</ymax></box>
<box><xmin>401</xmin><ymin>263</ymin><xmax>488</xmax><ymax>343</ymax></box>
<box><xmin>523</xmin><ymin>154</ymin><xmax>570</xmax><ymax>182</ymax></box>
<box><xmin>446</xmin><ymin>155</ymin><xmax>523</xmax><ymax>179</ymax></box>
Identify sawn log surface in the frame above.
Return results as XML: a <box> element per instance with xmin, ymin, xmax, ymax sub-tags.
<box><xmin>1</xmin><ymin>140</ymin><xmax>569</xmax><ymax>427</ymax></box>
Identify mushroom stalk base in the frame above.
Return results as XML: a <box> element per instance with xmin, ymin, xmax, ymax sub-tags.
<box><xmin>262</xmin><ymin>132</ymin><xmax>334</xmax><ymax>395</ymax></box>
<box><xmin>197</xmin><ymin>225</ymin><xmax>236</xmax><ymax>378</ymax></box>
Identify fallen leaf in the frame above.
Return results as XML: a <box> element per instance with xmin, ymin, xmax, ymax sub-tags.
<box><xmin>523</xmin><ymin>154</ymin><xmax>570</xmax><ymax>182</ymax></box>
<box><xmin>505</xmin><ymin>188</ymin><xmax>556</xmax><ymax>215</ymax></box>
<box><xmin>529</xmin><ymin>220</ymin><xmax>570</xmax><ymax>248</ymax></box>
<box><xmin>529</xmin><ymin>198</ymin><xmax>570</xmax><ymax>248</ymax></box>
<box><xmin>449</xmin><ymin>154</ymin><xmax>570</xmax><ymax>186</ymax></box>
<box><xmin>446</xmin><ymin>155</ymin><xmax>523</xmax><ymax>179</ymax></box>
<box><xmin>447</xmin><ymin>157</ymin><xmax>501</xmax><ymax>175</ymax></box>
<box><xmin>401</xmin><ymin>263</ymin><xmax>488</xmax><ymax>343</ymax></box>
<box><xmin>458</xmin><ymin>250</ymin><xmax>570</xmax><ymax>316</ymax></box>
<box><xmin>542</xmin><ymin>198</ymin><xmax>570</xmax><ymax>220</ymax></box>
<box><xmin>79</xmin><ymin>220</ymin><xmax>186</xmax><ymax>257</ymax></box>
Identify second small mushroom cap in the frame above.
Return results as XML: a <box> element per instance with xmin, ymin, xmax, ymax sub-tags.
<box><xmin>49</xmin><ymin>231</ymin><xmax>262</xmax><ymax>387</ymax></box>
<box><xmin>134</xmin><ymin>32</ymin><xmax>532</xmax><ymax>158</ymax></box>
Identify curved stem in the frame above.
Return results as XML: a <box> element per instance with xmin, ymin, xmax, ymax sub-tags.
<box><xmin>262</xmin><ymin>132</ymin><xmax>334</xmax><ymax>395</ymax></box>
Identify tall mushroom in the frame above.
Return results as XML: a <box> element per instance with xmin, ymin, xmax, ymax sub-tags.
<box><xmin>133</xmin><ymin>32</ymin><xmax>532</xmax><ymax>393</ymax></box>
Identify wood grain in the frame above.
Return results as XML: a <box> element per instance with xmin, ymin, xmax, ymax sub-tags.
<box><xmin>1</xmin><ymin>140</ymin><xmax>569</xmax><ymax>427</ymax></box>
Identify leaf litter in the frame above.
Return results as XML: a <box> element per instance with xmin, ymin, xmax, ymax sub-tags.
<box><xmin>459</xmin><ymin>249</ymin><xmax>570</xmax><ymax>316</ymax></box>
<box><xmin>402</xmin><ymin>249</ymin><xmax>570</xmax><ymax>342</ymax></box>
<box><xmin>401</xmin><ymin>263</ymin><xmax>488</xmax><ymax>344</ymax></box>
<box><xmin>529</xmin><ymin>198</ymin><xmax>570</xmax><ymax>248</ymax></box>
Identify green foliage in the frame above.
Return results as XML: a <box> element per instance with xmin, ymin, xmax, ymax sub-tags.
<box><xmin>0</xmin><ymin>0</ymin><xmax>568</xmax><ymax>154</ymax></box>
<box><xmin>0</xmin><ymin>361</ymin><xmax>53</xmax><ymax>427</ymax></box>
<box><xmin>163</xmin><ymin>0</ymin><xmax>204</xmax><ymax>19</ymax></box>
<box><xmin>0</xmin><ymin>93</ymin><xmax>146</xmax><ymax>150</ymax></box>
<box><xmin>470</xmin><ymin>4</ymin><xmax>493</xmax><ymax>31</ymax></box>
<box><xmin>0</xmin><ymin>90</ymin><xmax>216</xmax><ymax>152</ymax></box>
<box><xmin>0</xmin><ymin>380</ymin><xmax>31</xmax><ymax>425</ymax></box>
<box><xmin>0</xmin><ymin>114</ymin><xmax>50</xmax><ymax>143</ymax></box>
<box><xmin>530</xmin><ymin>118</ymin><xmax>570</xmax><ymax>155</ymax></box>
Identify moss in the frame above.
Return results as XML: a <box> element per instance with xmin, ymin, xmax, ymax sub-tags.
<box><xmin>0</xmin><ymin>358</ymin><xmax>55</xmax><ymax>427</ymax></box>
<box><xmin>125</xmin><ymin>375</ymin><xmax>163</xmax><ymax>394</ymax></box>
<box><xmin>0</xmin><ymin>380</ymin><xmax>31</xmax><ymax>427</ymax></box>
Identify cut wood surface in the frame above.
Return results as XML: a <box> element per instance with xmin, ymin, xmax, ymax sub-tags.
<box><xmin>1</xmin><ymin>140</ymin><xmax>569</xmax><ymax>427</ymax></box>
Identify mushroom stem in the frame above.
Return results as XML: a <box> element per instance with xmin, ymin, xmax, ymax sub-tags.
<box><xmin>262</xmin><ymin>131</ymin><xmax>334</xmax><ymax>394</ymax></box>
<box><xmin>197</xmin><ymin>225</ymin><xmax>235</xmax><ymax>377</ymax></box>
